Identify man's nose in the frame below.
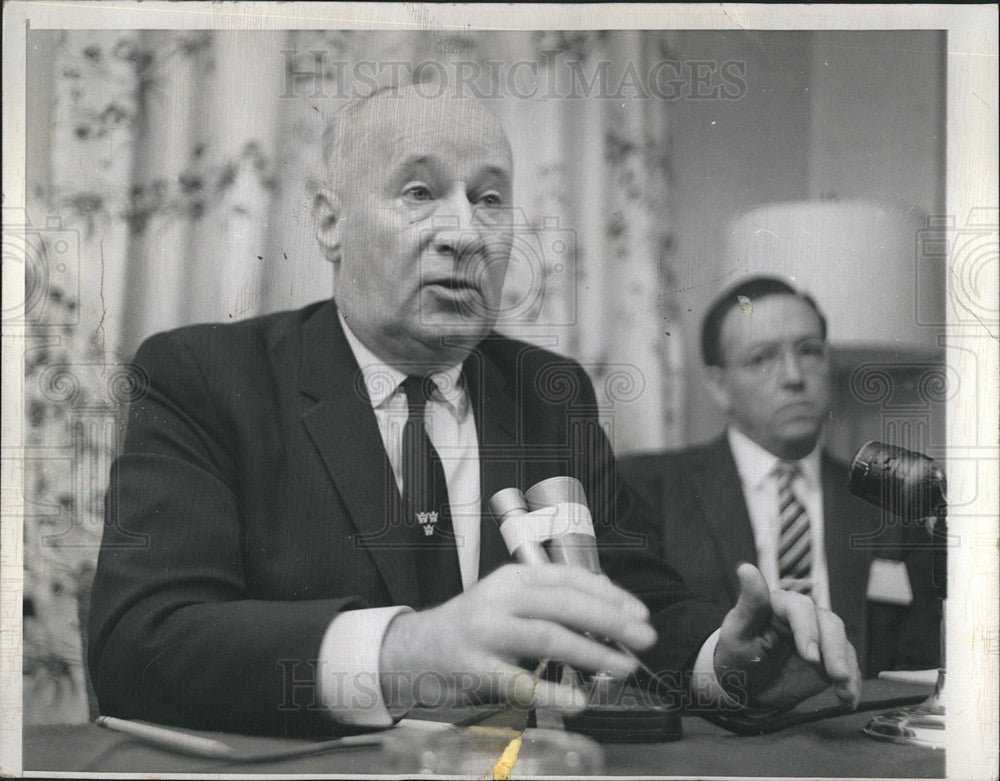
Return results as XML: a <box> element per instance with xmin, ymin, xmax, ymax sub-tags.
<box><xmin>777</xmin><ymin>348</ymin><xmax>806</xmax><ymax>386</ymax></box>
<box><xmin>432</xmin><ymin>189</ymin><xmax>480</xmax><ymax>258</ymax></box>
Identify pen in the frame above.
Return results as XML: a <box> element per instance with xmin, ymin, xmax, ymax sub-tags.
<box><xmin>95</xmin><ymin>716</ymin><xmax>386</xmax><ymax>764</ymax></box>
<box><xmin>95</xmin><ymin>715</ymin><xmax>237</xmax><ymax>759</ymax></box>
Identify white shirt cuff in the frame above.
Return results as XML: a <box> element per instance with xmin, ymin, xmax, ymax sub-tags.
<box><xmin>691</xmin><ymin>628</ymin><xmax>784</xmax><ymax>718</ymax></box>
<box><xmin>691</xmin><ymin>628</ymin><xmax>743</xmax><ymax>709</ymax></box>
<box><xmin>317</xmin><ymin>606</ymin><xmax>413</xmax><ymax>727</ymax></box>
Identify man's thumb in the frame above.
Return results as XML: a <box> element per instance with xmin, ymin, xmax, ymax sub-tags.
<box><xmin>732</xmin><ymin>562</ymin><xmax>772</xmax><ymax>634</ymax></box>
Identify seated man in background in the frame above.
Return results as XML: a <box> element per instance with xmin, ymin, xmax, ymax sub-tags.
<box><xmin>89</xmin><ymin>89</ymin><xmax>861</xmax><ymax>737</ymax></box>
<box><xmin>621</xmin><ymin>277</ymin><xmax>940</xmax><ymax>676</ymax></box>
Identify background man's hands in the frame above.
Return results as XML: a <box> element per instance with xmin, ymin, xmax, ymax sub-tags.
<box><xmin>714</xmin><ymin>563</ymin><xmax>862</xmax><ymax>711</ymax></box>
<box><xmin>379</xmin><ymin>563</ymin><xmax>657</xmax><ymax>713</ymax></box>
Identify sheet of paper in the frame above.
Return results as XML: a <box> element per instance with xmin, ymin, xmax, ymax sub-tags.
<box><xmin>866</xmin><ymin>558</ymin><xmax>914</xmax><ymax>605</ymax></box>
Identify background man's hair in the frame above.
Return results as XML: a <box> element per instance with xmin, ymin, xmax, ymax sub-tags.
<box><xmin>700</xmin><ymin>275</ymin><xmax>828</xmax><ymax>367</ymax></box>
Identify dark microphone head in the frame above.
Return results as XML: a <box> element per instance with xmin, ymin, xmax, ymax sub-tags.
<box><xmin>849</xmin><ymin>440</ymin><xmax>947</xmax><ymax>519</ymax></box>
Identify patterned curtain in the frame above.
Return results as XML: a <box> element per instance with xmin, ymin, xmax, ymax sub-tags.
<box><xmin>22</xmin><ymin>29</ymin><xmax>682</xmax><ymax>723</ymax></box>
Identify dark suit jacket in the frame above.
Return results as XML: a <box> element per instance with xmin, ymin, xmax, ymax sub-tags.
<box><xmin>620</xmin><ymin>437</ymin><xmax>940</xmax><ymax>676</ymax></box>
<box><xmin>89</xmin><ymin>300</ymin><xmax>729</xmax><ymax>735</ymax></box>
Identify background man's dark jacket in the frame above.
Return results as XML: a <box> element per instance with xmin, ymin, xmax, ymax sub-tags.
<box><xmin>620</xmin><ymin>438</ymin><xmax>941</xmax><ymax>676</ymax></box>
<box><xmin>89</xmin><ymin>299</ymin><xmax>729</xmax><ymax>735</ymax></box>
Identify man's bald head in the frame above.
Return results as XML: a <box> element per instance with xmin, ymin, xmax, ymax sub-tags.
<box><xmin>322</xmin><ymin>85</ymin><xmax>512</xmax><ymax>203</ymax></box>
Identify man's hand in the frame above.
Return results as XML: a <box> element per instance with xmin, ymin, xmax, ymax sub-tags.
<box><xmin>714</xmin><ymin>563</ymin><xmax>862</xmax><ymax>711</ymax></box>
<box><xmin>379</xmin><ymin>563</ymin><xmax>657</xmax><ymax>713</ymax></box>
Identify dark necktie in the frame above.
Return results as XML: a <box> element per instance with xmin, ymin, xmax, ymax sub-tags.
<box><xmin>400</xmin><ymin>375</ymin><xmax>464</xmax><ymax>609</ymax></box>
<box><xmin>775</xmin><ymin>460</ymin><xmax>814</xmax><ymax>598</ymax></box>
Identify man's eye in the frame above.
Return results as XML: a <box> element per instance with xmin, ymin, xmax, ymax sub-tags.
<box><xmin>476</xmin><ymin>191</ymin><xmax>504</xmax><ymax>207</ymax></box>
<box><xmin>402</xmin><ymin>184</ymin><xmax>433</xmax><ymax>201</ymax></box>
<box><xmin>746</xmin><ymin>349</ymin><xmax>775</xmax><ymax>369</ymax></box>
<box><xmin>800</xmin><ymin>341</ymin><xmax>827</xmax><ymax>358</ymax></box>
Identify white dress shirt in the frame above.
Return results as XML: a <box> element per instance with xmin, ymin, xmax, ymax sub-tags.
<box><xmin>317</xmin><ymin>315</ymin><xmax>481</xmax><ymax>727</ymax></box>
<box><xmin>726</xmin><ymin>427</ymin><xmax>830</xmax><ymax>610</ymax></box>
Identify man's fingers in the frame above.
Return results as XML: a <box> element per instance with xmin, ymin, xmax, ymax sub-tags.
<box><xmin>770</xmin><ymin>589</ymin><xmax>821</xmax><ymax>665</ymax></box>
<box><xmin>833</xmin><ymin>641</ymin><xmax>862</xmax><ymax>709</ymax></box>
<box><xmin>499</xmin><ymin>618</ymin><xmax>638</xmax><ymax>678</ymax></box>
<box><xmin>731</xmin><ymin>563</ymin><xmax>773</xmax><ymax>637</ymax></box>
<box><xmin>848</xmin><ymin>644</ymin><xmax>862</xmax><ymax>707</ymax></box>
<box><xmin>530</xmin><ymin>679</ymin><xmax>589</xmax><ymax>714</ymax></box>
<box><xmin>490</xmin><ymin>662</ymin><xmax>588</xmax><ymax>713</ymax></box>
<box><xmin>816</xmin><ymin>609</ymin><xmax>851</xmax><ymax>682</ymax></box>
<box><xmin>495</xmin><ymin>664</ymin><xmax>540</xmax><ymax>709</ymax></box>
<box><xmin>509</xmin><ymin>587</ymin><xmax>657</xmax><ymax>651</ymax></box>
<box><xmin>512</xmin><ymin>564</ymin><xmax>649</xmax><ymax>622</ymax></box>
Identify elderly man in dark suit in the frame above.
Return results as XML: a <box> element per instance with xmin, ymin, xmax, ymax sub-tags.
<box><xmin>621</xmin><ymin>277</ymin><xmax>940</xmax><ymax>676</ymax></box>
<box><xmin>89</xmin><ymin>89</ymin><xmax>861</xmax><ymax>737</ymax></box>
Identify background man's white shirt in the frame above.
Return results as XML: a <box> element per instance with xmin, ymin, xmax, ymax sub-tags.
<box><xmin>727</xmin><ymin>427</ymin><xmax>831</xmax><ymax>610</ymax></box>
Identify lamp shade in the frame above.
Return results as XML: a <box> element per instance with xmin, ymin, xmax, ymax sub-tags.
<box><xmin>724</xmin><ymin>200</ymin><xmax>944</xmax><ymax>358</ymax></box>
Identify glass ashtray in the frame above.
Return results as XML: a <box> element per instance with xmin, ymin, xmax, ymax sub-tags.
<box><xmin>383</xmin><ymin>725</ymin><xmax>604</xmax><ymax>777</ymax></box>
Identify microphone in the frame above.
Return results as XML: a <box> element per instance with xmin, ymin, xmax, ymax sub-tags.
<box><xmin>525</xmin><ymin>477</ymin><xmax>603</xmax><ymax>574</ymax></box>
<box><xmin>488</xmin><ymin>488</ymin><xmax>551</xmax><ymax>566</ymax></box>
<box><xmin>848</xmin><ymin>440</ymin><xmax>947</xmax><ymax>600</ymax></box>
<box><xmin>488</xmin><ymin>476</ymin><xmax>603</xmax><ymax>573</ymax></box>
<box><xmin>848</xmin><ymin>440</ymin><xmax>947</xmax><ymax>520</ymax></box>
<box><xmin>488</xmin><ymin>476</ymin><xmax>658</xmax><ymax>674</ymax></box>
<box><xmin>846</xmin><ymin>445</ymin><xmax>949</xmax><ymax>747</ymax></box>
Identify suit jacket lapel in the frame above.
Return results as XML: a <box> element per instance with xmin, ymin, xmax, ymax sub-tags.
<box><xmin>298</xmin><ymin>301</ymin><xmax>419</xmax><ymax>607</ymax></box>
<box><xmin>693</xmin><ymin>437</ymin><xmax>758</xmax><ymax>601</ymax></box>
<box><xmin>463</xmin><ymin>341</ymin><xmax>517</xmax><ymax>579</ymax></box>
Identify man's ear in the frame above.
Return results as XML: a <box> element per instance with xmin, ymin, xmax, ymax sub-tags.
<box><xmin>703</xmin><ymin>365</ymin><xmax>732</xmax><ymax>412</ymax></box>
<box><xmin>312</xmin><ymin>188</ymin><xmax>342</xmax><ymax>263</ymax></box>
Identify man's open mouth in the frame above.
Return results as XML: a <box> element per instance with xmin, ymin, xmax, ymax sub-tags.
<box><xmin>427</xmin><ymin>278</ymin><xmax>480</xmax><ymax>292</ymax></box>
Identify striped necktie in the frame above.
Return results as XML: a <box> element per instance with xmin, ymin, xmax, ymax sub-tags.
<box><xmin>775</xmin><ymin>460</ymin><xmax>813</xmax><ymax>597</ymax></box>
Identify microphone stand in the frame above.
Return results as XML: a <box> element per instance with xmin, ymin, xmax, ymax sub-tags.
<box><xmin>863</xmin><ymin>507</ymin><xmax>946</xmax><ymax>749</ymax></box>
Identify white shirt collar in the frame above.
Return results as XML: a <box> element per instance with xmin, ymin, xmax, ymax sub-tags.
<box><xmin>338</xmin><ymin>312</ymin><xmax>466</xmax><ymax>415</ymax></box>
<box><xmin>727</xmin><ymin>426</ymin><xmax>821</xmax><ymax>490</ymax></box>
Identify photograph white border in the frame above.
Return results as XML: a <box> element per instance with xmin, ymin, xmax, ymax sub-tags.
<box><xmin>2</xmin><ymin>4</ymin><xmax>996</xmax><ymax>778</ymax></box>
